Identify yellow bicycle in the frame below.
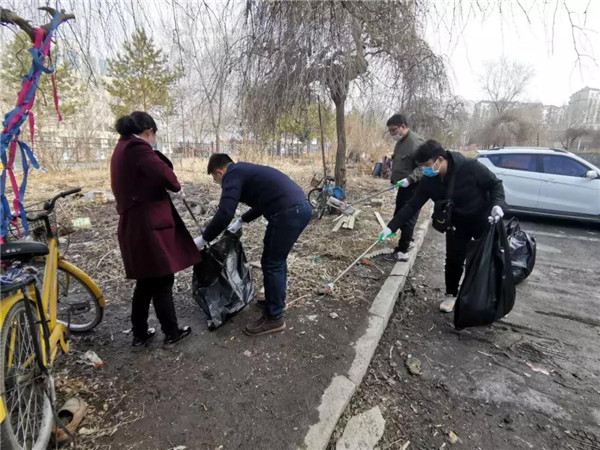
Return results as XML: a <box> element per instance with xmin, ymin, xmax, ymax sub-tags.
<box><xmin>0</xmin><ymin>188</ymin><xmax>105</xmax><ymax>449</ymax></box>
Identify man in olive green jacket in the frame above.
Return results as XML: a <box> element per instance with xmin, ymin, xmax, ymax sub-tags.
<box><xmin>387</xmin><ymin>113</ymin><xmax>424</xmax><ymax>261</ymax></box>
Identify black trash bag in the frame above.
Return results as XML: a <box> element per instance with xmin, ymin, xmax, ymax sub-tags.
<box><xmin>192</xmin><ymin>232</ymin><xmax>255</xmax><ymax>329</ymax></box>
<box><xmin>454</xmin><ymin>221</ymin><xmax>516</xmax><ymax>329</ymax></box>
<box><xmin>506</xmin><ymin>218</ymin><xmax>536</xmax><ymax>284</ymax></box>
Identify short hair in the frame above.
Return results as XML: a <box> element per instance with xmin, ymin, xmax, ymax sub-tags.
<box><xmin>414</xmin><ymin>140</ymin><xmax>448</xmax><ymax>164</ymax></box>
<box><xmin>115</xmin><ymin>111</ymin><xmax>157</xmax><ymax>137</ymax></box>
<box><xmin>386</xmin><ymin>114</ymin><xmax>408</xmax><ymax>127</ymax></box>
<box><xmin>207</xmin><ymin>153</ymin><xmax>234</xmax><ymax>174</ymax></box>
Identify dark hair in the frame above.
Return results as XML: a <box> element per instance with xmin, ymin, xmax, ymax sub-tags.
<box><xmin>386</xmin><ymin>114</ymin><xmax>408</xmax><ymax>127</ymax></box>
<box><xmin>115</xmin><ymin>111</ymin><xmax>157</xmax><ymax>137</ymax></box>
<box><xmin>207</xmin><ymin>153</ymin><xmax>234</xmax><ymax>174</ymax></box>
<box><xmin>414</xmin><ymin>140</ymin><xmax>447</xmax><ymax>164</ymax></box>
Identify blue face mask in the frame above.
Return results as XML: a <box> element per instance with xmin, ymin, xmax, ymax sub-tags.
<box><xmin>423</xmin><ymin>160</ymin><xmax>440</xmax><ymax>177</ymax></box>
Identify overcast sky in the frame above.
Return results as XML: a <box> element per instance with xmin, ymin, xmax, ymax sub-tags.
<box><xmin>426</xmin><ymin>0</ymin><xmax>600</xmax><ymax>107</ymax></box>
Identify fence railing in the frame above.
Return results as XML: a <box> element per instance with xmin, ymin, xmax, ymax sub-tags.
<box><xmin>4</xmin><ymin>137</ymin><xmax>325</xmax><ymax>171</ymax></box>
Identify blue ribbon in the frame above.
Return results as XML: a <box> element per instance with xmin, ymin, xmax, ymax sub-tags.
<box><xmin>0</xmin><ymin>11</ymin><xmax>62</xmax><ymax>239</ymax></box>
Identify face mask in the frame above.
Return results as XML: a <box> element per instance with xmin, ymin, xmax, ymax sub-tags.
<box><xmin>423</xmin><ymin>160</ymin><xmax>440</xmax><ymax>177</ymax></box>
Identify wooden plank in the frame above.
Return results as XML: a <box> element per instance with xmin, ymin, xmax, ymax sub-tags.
<box><xmin>332</xmin><ymin>217</ymin><xmax>347</xmax><ymax>232</ymax></box>
<box><xmin>346</xmin><ymin>209</ymin><xmax>360</xmax><ymax>230</ymax></box>
<box><xmin>374</xmin><ymin>211</ymin><xmax>386</xmax><ymax>229</ymax></box>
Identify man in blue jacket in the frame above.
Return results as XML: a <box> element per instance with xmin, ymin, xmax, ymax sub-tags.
<box><xmin>196</xmin><ymin>154</ymin><xmax>312</xmax><ymax>335</ymax></box>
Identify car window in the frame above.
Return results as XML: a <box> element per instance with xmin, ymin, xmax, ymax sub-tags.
<box><xmin>498</xmin><ymin>154</ymin><xmax>538</xmax><ymax>172</ymax></box>
<box><xmin>541</xmin><ymin>155</ymin><xmax>589</xmax><ymax>177</ymax></box>
<box><xmin>484</xmin><ymin>155</ymin><xmax>502</xmax><ymax>167</ymax></box>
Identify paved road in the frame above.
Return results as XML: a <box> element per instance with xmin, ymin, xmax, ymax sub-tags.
<box><xmin>488</xmin><ymin>215</ymin><xmax>600</xmax><ymax>432</ymax></box>
<box><xmin>333</xmin><ymin>215</ymin><xmax>600</xmax><ymax>449</ymax></box>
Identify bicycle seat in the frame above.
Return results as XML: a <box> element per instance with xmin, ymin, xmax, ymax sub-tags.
<box><xmin>1</xmin><ymin>240</ymin><xmax>49</xmax><ymax>261</ymax></box>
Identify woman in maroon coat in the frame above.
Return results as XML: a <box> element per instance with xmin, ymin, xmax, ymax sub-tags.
<box><xmin>110</xmin><ymin>111</ymin><xmax>202</xmax><ymax>348</ymax></box>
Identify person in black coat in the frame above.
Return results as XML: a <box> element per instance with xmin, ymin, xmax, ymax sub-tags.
<box><xmin>196</xmin><ymin>154</ymin><xmax>312</xmax><ymax>336</ymax></box>
<box><xmin>378</xmin><ymin>140</ymin><xmax>506</xmax><ymax>313</ymax></box>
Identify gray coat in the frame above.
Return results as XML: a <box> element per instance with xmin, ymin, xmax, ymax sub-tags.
<box><xmin>390</xmin><ymin>130</ymin><xmax>424</xmax><ymax>184</ymax></box>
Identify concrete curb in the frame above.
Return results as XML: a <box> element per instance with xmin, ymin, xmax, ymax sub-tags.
<box><xmin>301</xmin><ymin>216</ymin><xmax>431</xmax><ymax>450</ymax></box>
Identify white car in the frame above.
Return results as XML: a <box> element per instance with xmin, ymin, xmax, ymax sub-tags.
<box><xmin>476</xmin><ymin>147</ymin><xmax>600</xmax><ymax>222</ymax></box>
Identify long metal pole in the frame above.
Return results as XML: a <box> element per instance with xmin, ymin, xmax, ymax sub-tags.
<box><xmin>346</xmin><ymin>184</ymin><xmax>397</xmax><ymax>208</ymax></box>
<box><xmin>329</xmin><ymin>239</ymin><xmax>380</xmax><ymax>287</ymax></box>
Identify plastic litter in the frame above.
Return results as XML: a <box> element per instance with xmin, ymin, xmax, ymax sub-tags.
<box><xmin>82</xmin><ymin>350</ymin><xmax>103</xmax><ymax>369</ymax></box>
<box><xmin>525</xmin><ymin>361</ymin><xmax>551</xmax><ymax>375</ymax></box>
<box><xmin>506</xmin><ymin>218</ymin><xmax>536</xmax><ymax>284</ymax></box>
<box><xmin>192</xmin><ymin>231</ymin><xmax>254</xmax><ymax>329</ymax></box>
<box><xmin>448</xmin><ymin>431</ymin><xmax>459</xmax><ymax>445</ymax></box>
<box><xmin>72</xmin><ymin>217</ymin><xmax>92</xmax><ymax>230</ymax></box>
<box><xmin>405</xmin><ymin>356</ymin><xmax>422</xmax><ymax>376</ymax></box>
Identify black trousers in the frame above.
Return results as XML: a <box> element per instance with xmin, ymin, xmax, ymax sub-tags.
<box><xmin>445</xmin><ymin>217</ymin><xmax>487</xmax><ymax>296</ymax></box>
<box><xmin>131</xmin><ymin>274</ymin><xmax>179</xmax><ymax>338</ymax></box>
<box><xmin>393</xmin><ymin>184</ymin><xmax>421</xmax><ymax>253</ymax></box>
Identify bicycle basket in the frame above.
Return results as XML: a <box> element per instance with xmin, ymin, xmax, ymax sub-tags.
<box><xmin>5</xmin><ymin>210</ymin><xmax>57</xmax><ymax>243</ymax></box>
<box><xmin>310</xmin><ymin>173</ymin><xmax>324</xmax><ymax>188</ymax></box>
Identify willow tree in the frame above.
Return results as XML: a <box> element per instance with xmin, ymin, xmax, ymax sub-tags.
<box><xmin>242</xmin><ymin>0</ymin><xmax>447</xmax><ymax>188</ymax></box>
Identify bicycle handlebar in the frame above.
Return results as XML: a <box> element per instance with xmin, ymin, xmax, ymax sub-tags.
<box><xmin>26</xmin><ymin>188</ymin><xmax>82</xmax><ymax>221</ymax></box>
<box><xmin>43</xmin><ymin>188</ymin><xmax>82</xmax><ymax>212</ymax></box>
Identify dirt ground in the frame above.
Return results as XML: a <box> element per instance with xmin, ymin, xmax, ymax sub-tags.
<box><xmin>331</xmin><ymin>219</ymin><xmax>600</xmax><ymax>450</ymax></box>
<box><xmin>24</xmin><ymin>163</ymin><xmax>408</xmax><ymax>449</ymax></box>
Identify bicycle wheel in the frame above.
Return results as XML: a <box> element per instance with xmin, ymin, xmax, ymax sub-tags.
<box><xmin>57</xmin><ymin>267</ymin><xmax>103</xmax><ymax>332</ymax></box>
<box><xmin>307</xmin><ymin>188</ymin><xmax>321</xmax><ymax>207</ymax></box>
<box><xmin>1</xmin><ymin>299</ymin><xmax>54</xmax><ymax>450</ymax></box>
<box><xmin>316</xmin><ymin>193</ymin><xmax>330</xmax><ymax>220</ymax></box>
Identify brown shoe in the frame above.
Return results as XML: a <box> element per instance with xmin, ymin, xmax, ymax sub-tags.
<box><xmin>244</xmin><ymin>315</ymin><xmax>286</xmax><ymax>336</ymax></box>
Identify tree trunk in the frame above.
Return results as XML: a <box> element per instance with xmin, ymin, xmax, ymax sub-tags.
<box><xmin>215</xmin><ymin>128</ymin><xmax>221</xmax><ymax>153</ymax></box>
<box><xmin>332</xmin><ymin>92</ymin><xmax>347</xmax><ymax>189</ymax></box>
<box><xmin>318</xmin><ymin>101</ymin><xmax>327</xmax><ymax>180</ymax></box>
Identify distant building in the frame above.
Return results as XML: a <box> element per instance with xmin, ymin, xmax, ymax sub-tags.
<box><xmin>567</xmin><ymin>87</ymin><xmax>600</xmax><ymax>130</ymax></box>
<box><xmin>543</xmin><ymin>105</ymin><xmax>567</xmax><ymax>128</ymax></box>
<box><xmin>472</xmin><ymin>100</ymin><xmax>567</xmax><ymax>129</ymax></box>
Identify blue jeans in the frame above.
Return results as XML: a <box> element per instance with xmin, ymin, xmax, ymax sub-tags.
<box><xmin>262</xmin><ymin>200</ymin><xmax>312</xmax><ymax>318</ymax></box>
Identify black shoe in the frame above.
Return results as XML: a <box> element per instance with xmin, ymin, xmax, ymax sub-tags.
<box><xmin>254</xmin><ymin>300</ymin><xmax>266</xmax><ymax>311</ymax></box>
<box><xmin>163</xmin><ymin>326</ymin><xmax>191</xmax><ymax>348</ymax></box>
<box><xmin>132</xmin><ymin>327</ymin><xmax>156</xmax><ymax>347</ymax></box>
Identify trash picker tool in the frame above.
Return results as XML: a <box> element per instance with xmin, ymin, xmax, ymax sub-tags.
<box><xmin>317</xmin><ymin>233</ymin><xmax>395</xmax><ymax>295</ymax></box>
<box><xmin>327</xmin><ymin>184</ymin><xmax>399</xmax><ymax>216</ymax></box>
<box><xmin>183</xmin><ymin>198</ymin><xmax>203</xmax><ymax>230</ymax></box>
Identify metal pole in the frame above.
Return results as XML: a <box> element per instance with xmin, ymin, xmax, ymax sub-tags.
<box><xmin>329</xmin><ymin>239</ymin><xmax>380</xmax><ymax>287</ymax></box>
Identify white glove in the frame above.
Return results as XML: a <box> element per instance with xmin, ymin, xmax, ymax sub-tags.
<box><xmin>488</xmin><ymin>205</ymin><xmax>504</xmax><ymax>224</ymax></box>
<box><xmin>395</xmin><ymin>178</ymin><xmax>410</xmax><ymax>188</ymax></box>
<box><xmin>169</xmin><ymin>189</ymin><xmax>185</xmax><ymax>201</ymax></box>
<box><xmin>378</xmin><ymin>227</ymin><xmax>394</xmax><ymax>242</ymax></box>
<box><xmin>194</xmin><ymin>236</ymin><xmax>207</xmax><ymax>250</ymax></box>
<box><xmin>227</xmin><ymin>218</ymin><xmax>244</xmax><ymax>233</ymax></box>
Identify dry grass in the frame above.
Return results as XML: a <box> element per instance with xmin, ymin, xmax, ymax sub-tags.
<box><xmin>21</xmin><ymin>153</ymin><xmax>376</xmax><ymax>205</ymax></box>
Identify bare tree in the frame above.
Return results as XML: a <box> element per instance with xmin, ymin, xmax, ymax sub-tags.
<box><xmin>477</xmin><ymin>112</ymin><xmax>537</xmax><ymax>148</ymax></box>
<box><xmin>562</xmin><ymin>127</ymin><xmax>591</xmax><ymax>150</ymax></box>
<box><xmin>242</xmin><ymin>0</ymin><xmax>447</xmax><ymax>188</ymax></box>
<box><xmin>479</xmin><ymin>57</ymin><xmax>535</xmax><ymax>115</ymax></box>
<box><xmin>173</xmin><ymin>1</ymin><xmax>243</xmax><ymax>153</ymax></box>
